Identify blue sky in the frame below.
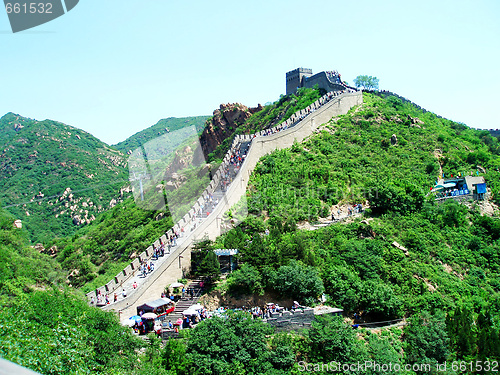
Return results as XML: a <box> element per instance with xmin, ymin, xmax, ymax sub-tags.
<box><xmin>0</xmin><ymin>0</ymin><xmax>499</xmax><ymax>145</ymax></box>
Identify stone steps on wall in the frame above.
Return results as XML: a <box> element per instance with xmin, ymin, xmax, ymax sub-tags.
<box><xmin>164</xmin><ymin>280</ymin><xmax>203</xmax><ymax>323</ymax></box>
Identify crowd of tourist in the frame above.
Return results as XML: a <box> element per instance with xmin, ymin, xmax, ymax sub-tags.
<box><xmin>161</xmin><ymin>301</ymin><xmax>307</xmax><ymax>334</ymax></box>
<box><xmin>256</xmin><ymin>89</ymin><xmax>356</xmax><ymax>139</ymax></box>
<box><xmin>325</xmin><ymin>70</ymin><xmax>342</xmax><ymax>84</ymax></box>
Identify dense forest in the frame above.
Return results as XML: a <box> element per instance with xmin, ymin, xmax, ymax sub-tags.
<box><xmin>1</xmin><ymin>91</ymin><xmax>500</xmax><ymax>374</ymax></box>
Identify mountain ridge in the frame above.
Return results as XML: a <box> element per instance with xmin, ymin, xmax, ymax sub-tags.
<box><xmin>113</xmin><ymin>115</ymin><xmax>210</xmax><ymax>154</ymax></box>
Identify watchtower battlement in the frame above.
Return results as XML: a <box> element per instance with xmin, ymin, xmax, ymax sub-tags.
<box><xmin>286</xmin><ymin>68</ymin><xmax>313</xmax><ymax>96</ymax></box>
<box><xmin>286</xmin><ymin>67</ymin><xmax>349</xmax><ymax>95</ymax></box>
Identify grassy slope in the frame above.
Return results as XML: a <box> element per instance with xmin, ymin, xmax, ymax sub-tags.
<box><xmin>52</xmin><ymin>130</ymin><xmax>213</xmax><ymax>290</ymax></box>
<box><xmin>0</xmin><ymin>208</ymin><xmax>148</xmax><ymax>375</ymax></box>
<box><xmin>248</xmin><ymin>92</ymin><xmax>500</xmax><ymax>219</ymax></box>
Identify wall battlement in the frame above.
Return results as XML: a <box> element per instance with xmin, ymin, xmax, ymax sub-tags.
<box><xmin>286</xmin><ymin>67</ymin><xmax>354</xmax><ymax>95</ymax></box>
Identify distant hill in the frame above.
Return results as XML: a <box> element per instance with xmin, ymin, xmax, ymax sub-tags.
<box><xmin>490</xmin><ymin>129</ymin><xmax>500</xmax><ymax>138</ymax></box>
<box><xmin>0</xmin><ymin>113</ymin><xmax>130</xmax><ymax>243</ymax></box>
<box><xmin>113</xmin><ymin>116</ymin><xmax>210</xmax><ymax>154</ymax></box>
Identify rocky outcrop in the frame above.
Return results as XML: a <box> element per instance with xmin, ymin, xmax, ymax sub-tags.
<box><xmin>408</xmin><ymin>115</ymin><xmax>424</xmax><ymax>128</ymax></box>
<box><xmin>200</xmin><ymin>103</ymin><xmax>262</xmax><ymax>159</ymax></box>
<box><xmin>165</xmin><ymin>146</ymin><xmax>205</xmax><ymax>177</ymax></box>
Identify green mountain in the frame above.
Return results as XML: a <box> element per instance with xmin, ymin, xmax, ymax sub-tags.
<box><xmin>210</xmin><ymin>91</ymin><xmax>500</xmax><ymax>365</ymax></box>
<box><xmin>2</xmin><ymin>91</ymin><xmax>500</xmax><ymax>374</ymax></box>
<box><xmin>113</xmin><ymin>116</ymin><xmax>210</xmax><ymax>154</ymax></box>
<box><xmin>0</xmin><ymin>113</ymin><xmax>130</xmax><ymax>243</ymax></box>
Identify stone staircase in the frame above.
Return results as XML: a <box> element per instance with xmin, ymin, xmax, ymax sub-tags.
<box><xmin>164</xmin><ymin>279</ymin><xmax>203</xmax><ymax>324</ymax></box>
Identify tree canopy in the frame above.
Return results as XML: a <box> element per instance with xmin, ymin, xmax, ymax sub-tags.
<box><xmin>354</xmin><ymin>75</ymin><xmax>380</xmax><ymax>90</ymax></box>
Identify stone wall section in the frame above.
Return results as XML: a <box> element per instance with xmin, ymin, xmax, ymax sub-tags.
<box><xmin>266</xmin><ymin>308</ymin><xmax>316</xmax><ymax>331</ymax></box>
<box><xmin>89</xmin><ymin>90</ymin><xmax>362</xmax><ymax>306</ymax></box>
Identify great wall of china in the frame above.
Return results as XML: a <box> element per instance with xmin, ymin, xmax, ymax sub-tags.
<box><xmin>90</xmin><ymin>89</ymin><xmax>363</xmax><ymax>318</ymax></box>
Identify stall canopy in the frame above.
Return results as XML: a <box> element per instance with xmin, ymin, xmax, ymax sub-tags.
<box><xmin>477</xmin><ymin>183</ymin><xmax>487</xmax><ymax>194</ymax></box>
<box><xmin>182</xmin><ymin>308</ymin><xmax>199</xmax><ymax>316</ymax></box>
<box><xmin>213</xmin><ymin>249</ymin><xmax>238</xmax><ymax>256</ymax></box>
<box><xmin>136</xmin><ymin>298</ymin><xmax>173</xmax><ymax>314</ymax></box>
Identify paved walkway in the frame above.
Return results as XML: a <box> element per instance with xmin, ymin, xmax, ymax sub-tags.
<box><xmin>111</xmin><ymin>158</ymin><xmax>246</xmax><ymax>319</ymax></box>
<box><xmin>300</xmin><ymin>207</ymin><xmax>366</xmax><ymax>231</ymax></box>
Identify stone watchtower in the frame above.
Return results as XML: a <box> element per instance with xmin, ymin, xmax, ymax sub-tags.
<box><xmin>286</xmin><ymin>68</ymin><xmax>312</xmax><ymax>95</ymax></box>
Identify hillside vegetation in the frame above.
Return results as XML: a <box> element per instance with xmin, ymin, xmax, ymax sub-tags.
<box><xmin>0</xmin><ymin>208</ymin><xmax>150</xmax><ymax>374</ymax></box>
<box><xmin>207</xmin><ymin>92</ymin><xmax>500</xmax><ymax>365</ymax></box>
<box><xmin>50</xmin><ymin>133</ymin><xmax>213</xmax><ymax>290</ymax></box>
<box><xmin>0</xmin><ymin>113</ymin><xmax>130</xmax><ymax>243</ymax></box>
<box><xmin>48</xmin><ymin>196</ymin><xmax>173</xmax><ymax>290</ymax></box>
<box><xmin>2</xmin><ymin>92</ymin><xmax>500</xmax><ymax>374</ymax></box>
<box><xmin>207</xmin><ymin>87</ymin><xmax>323</xmax><ymax>162</ymax></box>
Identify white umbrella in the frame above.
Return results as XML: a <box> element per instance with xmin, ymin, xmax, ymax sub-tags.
<box><xmin>170</xmin><ymin>282</ymin><xmax>184</xmax><ymax>288</ymax></box>
<box><xmin>141</xmin><ymin>312</ymin><xmax>157</xmax><ymax>319</ymax></box>
<box><xmin>190</xmin><ymin>303</ymin><xmax>203</xmax><ymax>310</ymax></box>
<box><xmin>121</xmin><ymin>319</ymin><xmax>136</xmax><ymax>327</ymax></box>
<box><xmin>182</xmin><ymin>308</ymin><xmax>199</xmax><ymax>315</ymax></box>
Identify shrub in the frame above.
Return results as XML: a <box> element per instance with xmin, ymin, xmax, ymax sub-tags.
<box><xmin>227</xmin><ymin>264</ymin><xmax>263</xmax><ymax>296</ymax></box>
<box><xmin>269</xmin><ymin>260</ymin><xmax>324</xmax><ymax>305</ymax></box>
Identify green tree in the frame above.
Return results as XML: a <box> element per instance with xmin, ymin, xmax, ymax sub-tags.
<box><xmin>241</xmin><ymin>233</ymin><xmax>281</xmax><ymax>270</ymax></box>
<box><xmin>362</xmin><ymin>281</ymin><xmax>403</xmax><ymax>319</ymax></box>
<box><xmin>476</xmin><ymin>309</ymin><xmax>500</xmax><ymax>361</ymax></box>
<box><xmin>354</xmin><ymin>75</ymin><xmax>379</xmax><ymax>90</ymax></box>
<box><xmin>404</xmin><ymin>311</ymin><xmax>450</xmax><ymax>368</ymax></box>
<box><xmin>367</xmin><ymin>182</ymin><xmax>424</xmax><ymax>215</ymax></box>
<box><xmin>307</xmin><ymin>315</ymin><xmax>366</xmax><ymax>363</ymax></box>
<box><xmin>446</xmin><ymin>305</ymin><xmax>476</xmax><ymax>359</ymax></box>
<box><xmin>322</xmin><ymin>264</ymin><xmax>362</xmax><ymax>312</ymax></box>
<box><xmin>161</xmin><ymin>338</ymin><xmax>189</xmax><ymax>375</ymax></box>
<box><xmin>270</xmin><ymin>260</ymin><xmax>324</xmax><ymax>305</ymax></box>
<box><xmin>184</xmin><ymin>312</ymin><xmax>280</xmax><ymax>375</ymax></box>
<box><xmin>366</xmin><ymin>332</ymin><xmax>404</xmax><ymax>375</ymax></box>
<box><xmin>227</xmin><ymin>263</ymin><xmax>263</xmax><ymax>295</ymax></box>
<box><xmin>197</xmin><ymin>250</ymin><xmax>221</xmax><ymax>284</ymax></box>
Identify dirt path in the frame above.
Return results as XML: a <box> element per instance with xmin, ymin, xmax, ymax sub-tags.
<box><xmin>433</xmin><ymin>149</ymin><xmax>443</xmax><ymax>177</ymax></box>
<box><xmin>297</xmin><ymin>203</ymin><xmax>369</xmax><ymax>231</ymax></box>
